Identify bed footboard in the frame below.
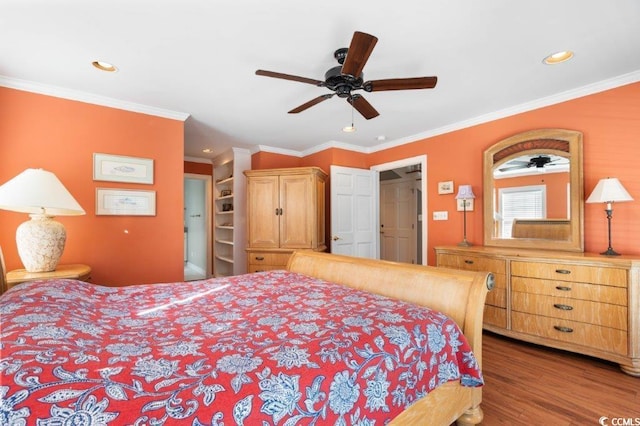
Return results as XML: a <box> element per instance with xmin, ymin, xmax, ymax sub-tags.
<box><xmin>287</xmin><ymin>251</ymin><xmax>493</xmax><ymax>425</ymax></box>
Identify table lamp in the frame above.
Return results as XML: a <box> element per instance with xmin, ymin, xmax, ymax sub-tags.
<box><xmin>0</xmin><ymin>168</ymin><xmax>85</xmax><ymax>272</ymax></box>
<box><xmin>455</xmin><ymin>184</ymin><xmax>475</xmax><ymax>247</ymax></box>
<box><xmin>586</xmin><ymin>177</ymin><xmax>633</xmax><ymax>256</ymax></box>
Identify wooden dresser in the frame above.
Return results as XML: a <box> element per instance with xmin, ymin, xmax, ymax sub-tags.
<box><xmin>245</xmin><ymin>167</ymin><xmax>327</xmax><ymax>272</ymax></box>
<box><xmin>435</xmin><ymin>246</ymin><xmax>640</xmax><ymax>376</ymax></box>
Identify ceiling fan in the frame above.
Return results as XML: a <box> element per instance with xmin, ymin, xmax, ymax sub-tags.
<box><xmin>255</xmin><ymin>31</ymin><xmax>438</xmax><ymax>120</ymax></box>
<box><xmin>498</xmin><ymin>155</ymin><xmax>567</xmax><ymax>172</ymax></box>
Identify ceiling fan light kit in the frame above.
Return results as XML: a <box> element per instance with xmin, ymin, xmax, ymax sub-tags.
<box><xmin>256</xmin><ymin>31</ymin><xmax>438</xmax><ymax>121</ymax></box>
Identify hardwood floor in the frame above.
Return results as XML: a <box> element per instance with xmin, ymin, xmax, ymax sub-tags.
<box><xmin>479</xmin><ymin>332</ymin><xmax>639</xmax><ymax>425</ymax></box>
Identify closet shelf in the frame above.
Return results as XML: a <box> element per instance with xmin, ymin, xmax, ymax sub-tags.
<box><xmin>216</xmin><ymin>176</ymin><xmax>233</xmax><ymax>185</ymax></box>
<box><xmin>215</xmin><ymin>254</ymin><xmax>234</xmax><ymax>264</ymax></box>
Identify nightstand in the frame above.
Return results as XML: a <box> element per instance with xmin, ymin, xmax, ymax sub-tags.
<box><xmin>6</xmin><ymin>264</ymin><xmax>92</xmax><ymax>289</ymax></box>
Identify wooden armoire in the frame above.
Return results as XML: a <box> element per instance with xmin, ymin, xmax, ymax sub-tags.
<box><xmin>244</xmin><ymin>167</ymin><xmax>327</xmax><ymax>272</ymax></box>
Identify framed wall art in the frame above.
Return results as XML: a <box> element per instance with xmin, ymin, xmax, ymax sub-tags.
<box><xmin>93</xmin><ymin>153</ymin><xmax>154</xmax><ymax>184</ymax></box>
<box><xmin>438</xmin><ymin>181</ymin><xmax>454</xmax><ymax>194</ymax></box>
<box><xmin>96</xmin><ymin>188</ymin><xmax>156</xmax><ymax>216</ymax></box>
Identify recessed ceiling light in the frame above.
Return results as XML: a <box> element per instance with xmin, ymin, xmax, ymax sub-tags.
<box><xmin>92</xmin><ymin>60</ymin><xmax>117</xmax><ymax>72</ymax></box>
<box><xmin>202</xmin><ymin>148</ymin><xmax>213</xmax><ymax>153</ymax></box>
<box><xmin>376</xmin><ymin>135</ymin><xmax>387</xmax><ymax>141</ymax></box>
<box><xmin>543</xmin><ymin>51</ymin><xmax>574</xmax><ymax>65</ymax></box>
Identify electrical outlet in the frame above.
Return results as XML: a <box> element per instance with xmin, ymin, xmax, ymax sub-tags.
<box><xmin>433</xmin><ymin>211</ymin><xmax>448</xmax><ymax>221</ymax></box>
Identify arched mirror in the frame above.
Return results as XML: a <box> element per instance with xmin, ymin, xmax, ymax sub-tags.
<box><xmin>483</xmin><ymin>129</ymin><xmax>584</xmax><ymax>252</ymax></box>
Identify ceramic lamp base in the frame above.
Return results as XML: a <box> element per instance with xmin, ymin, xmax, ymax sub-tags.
<box><xmin>16</xmin><ymin>214</ymin><xmax>66</xmax><ymax>272</ymax></box>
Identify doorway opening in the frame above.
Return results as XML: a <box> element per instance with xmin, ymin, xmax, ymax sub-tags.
<box><xmin>184</xmin><ymin>173</ymin><xmax>212</xmax><ymax>280</ymax></box>
<box><xmin>372</xmin><ymin>155</ymin><xmax>426</xmax><ymax>265</ymax></box>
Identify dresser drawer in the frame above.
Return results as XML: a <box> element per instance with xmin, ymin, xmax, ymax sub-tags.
<box><xmin>247</xmin><ymin>252</ymin><xmax>291</xmax><ymax>269</ymax></box>
<box><xmin>511</xmin><ymin>311</ymin><xmax>627</xmax><ymax>355</ymax></box>
<box><xmin>484</xmin><ymin>305</ymin><xmax>506</xmax><ymax>328</ymax></box>
<box><xmin>512</xmin><ymin>276</ymin><xmax>627</xmax><ymax>305</ymax></box>
<box><xmin>511</xmin><ymin>261</ymin><xmax>627</xmax><ymax>287</ymax></box>
<box><xmin>511</xmin><ymin>291</ymin><xmax>627</xmax><ymax>330</ymax></box>
<box><xmin>437</xmin><ymin>253</ymin><xmax>506</xmax><ymax>274</ymax></box>
<box><xmin>486</xmin><ymin>284</ymin><xmax>506</xmax><ymax>308</ymax></box>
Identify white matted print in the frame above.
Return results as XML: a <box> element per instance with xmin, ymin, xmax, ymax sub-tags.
<box><xmin>456</xmin><ymin>198</ymin><xmax>474</xmax><ymax>211</ymax></box>
<box><xmin>438</xmin><ymin>181</ymin><xmax>454</xmax><ymax>194</ymax></box>
<box><xmin>93</xmin><ymin>153</ymin><xmax>154</xmax><ymax>184</ymax></box>
<box><xmin>96</xmin><ymin>189</ymin><xmax>156</xmax><ymax>216</ymax></box>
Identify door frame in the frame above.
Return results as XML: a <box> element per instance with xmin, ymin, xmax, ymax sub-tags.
<box><xmin>371</xmin><ymin>155</ymin><xmax>427</xmax><ymax>265</ymax></box>
<box><xmin>184</xmin><ymin>173</ymin><xmax>213</xmax><ymax>278</ymax></box>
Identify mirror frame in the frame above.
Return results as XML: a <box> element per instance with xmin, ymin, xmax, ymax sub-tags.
<box><xmin>483</xmin><ymin>128</ymin><xmax>584</xmax><ymax>252</ymax></box>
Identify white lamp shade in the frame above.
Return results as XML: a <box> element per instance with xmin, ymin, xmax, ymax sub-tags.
<box><xmin>0</xmin><ymin>168</ymin><xmax>85</xmax><ymax>215</ymax></box>
<box><xmin>455</xmin><ymin>184</ymin><xmax>476</xmax><ymax>200</ymax></box>
<box><xmin>586</xmin><ymin>178</ymin><xmax>633</xmax><ymax>204</ymax></box>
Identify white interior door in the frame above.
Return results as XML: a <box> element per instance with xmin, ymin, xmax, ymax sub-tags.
<box><xmin>380</xmin><ymin>180</ymin><xmax>417</xmax><ymax>263</ymax></box>
<box><xmin>330</xmin><ymin>165</ymin><xmax>377</xmax><ymax>258</ymax></box>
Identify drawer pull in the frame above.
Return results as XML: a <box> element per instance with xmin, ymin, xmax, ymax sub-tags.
<box><xmin>555</xmin><ymin>285</ymin><xmax>571</xmax><ymax>291</ymax></box>
<box><xmin>464</xmin><ymin>260</ymin><xmax>474</xmax><ymax>265</ymax></box>
<box><xmin>255</xmin><ymin>256</ymin><xmax>265</xmax><ymax>261</ymax></box>
<box><xmin>555</xmin><ymin>269</ymin><xmax>571</xmax><ymax>275</ymax></box>
<box><xmin>553</xmin><ymin>325</ymin><xmax>574</xmax><ymax>333</ymax></box>
<box><xmin>553</xmin><ymin>303</ymin><xmax>573</xmax><ymax>311</ymax></box>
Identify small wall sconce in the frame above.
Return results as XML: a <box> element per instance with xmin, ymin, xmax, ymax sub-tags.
<box><xmin>586</xmin><ymin>177</ymin><xmax>633</xmax><ymax>256</ymax></box>
<box><xmin>455</xmin><ymin>184</ymin><xmax>476</xmax><ymax>247</ymax></box>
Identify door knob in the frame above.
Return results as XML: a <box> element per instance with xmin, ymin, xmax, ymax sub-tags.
<box><xmin>332</xmin><ymin>236</ymin><xmax>341</xmax><ymax>241</ymax></box>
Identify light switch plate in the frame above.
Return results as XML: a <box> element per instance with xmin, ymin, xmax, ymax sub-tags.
<box><xmin>433</xmin><ymin>211</ymin><xmax>448</xmax><ymax>220</ymax></box>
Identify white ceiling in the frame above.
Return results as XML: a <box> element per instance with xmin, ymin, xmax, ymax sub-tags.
<box><xmin>2</xmin><ymin>1</ymin><xmax>639</xmax><ymax>160</ymax></box>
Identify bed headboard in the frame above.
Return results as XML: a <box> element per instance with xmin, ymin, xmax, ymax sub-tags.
<box><xmin>511</xmin><ymin>218</ymin><xmax>571</xmax><ymax>240</ymax></box>
<box><xmin>287</xmin><ymin>251</ymin><xmax>493</xmax><ymax>365</ymax></box>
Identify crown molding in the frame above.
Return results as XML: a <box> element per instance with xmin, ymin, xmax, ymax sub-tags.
<box><xmin>301</xmin><ymin>140</ymin><xmax>372</xmax><ymax>156</ymax></box>
<box><xmin>184</xmin><ymin>156</ymin><xmax>212</xmax><ymax>164</ymax></box>
<box><xmin>256</xmin><ymin>69</ymin><xmax>640</xmax><ymax>156</ymax></box>
<box><xmin>252</xmin><ymin>144</ymin><xmax>303</xmax><ymax>157</ymax></box>
<box><xmin>0</xmin><ymin>75</ymin><xmax>190</xmax><ymax>121</ymax></box>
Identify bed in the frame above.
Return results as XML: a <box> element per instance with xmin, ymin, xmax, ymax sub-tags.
<box><xmin>0</xmin><ymin>251</ymin><xmax>493</xmax><ymax>425</ymax></box>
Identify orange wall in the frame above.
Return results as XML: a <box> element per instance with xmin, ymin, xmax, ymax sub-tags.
<box><xmin>184</xmin><ymin>161</ymin><xmax>212</xmax><ymax>175</ymax></box>
<box><xmin>252</xmin><ymin>82</ymin><xmax>640</xmax><ymax>264</ymax></box>
<box><xmin>0</xmin><ymin>87</ymin><xmax>185</xmax><ymax>285</ymax></box>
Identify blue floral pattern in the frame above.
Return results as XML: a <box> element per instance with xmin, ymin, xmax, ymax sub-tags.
<box><xmin>0</xmin><ymin>271</ymin><xmax>483</xmax><ymax>425</ymax></box>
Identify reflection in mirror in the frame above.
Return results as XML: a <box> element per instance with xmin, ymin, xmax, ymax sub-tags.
<box><xmin>493</xmin><ymin>153</ymin><xmax>570</xmax><ymax>238</ymax></box>
<box><xmin>483</xmin><ymin>129</ymin><xmax>584</xmax><ymax>252</ymax></box>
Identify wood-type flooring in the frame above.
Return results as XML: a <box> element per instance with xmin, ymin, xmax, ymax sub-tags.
<box><xmin>477</xmin><ymin>332</ymin><xmax>639</xmax><ymax>425</ymax></box>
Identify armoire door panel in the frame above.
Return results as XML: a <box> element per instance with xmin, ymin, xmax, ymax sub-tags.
<box><xmin>279</xmin><ymin>175</ymin><xmax>313</xmax><ymax>248</ymax></box>
<box><xmin>247</xmin><ymin>176</ymin><xmax>280</xmax><ymax>247</ymax></box>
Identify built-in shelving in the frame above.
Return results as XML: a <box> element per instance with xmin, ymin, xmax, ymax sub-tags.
<box><xmin>212</xmin><ymin>148</ymin><xmax>250</xmax><ymax>277</ymax></box>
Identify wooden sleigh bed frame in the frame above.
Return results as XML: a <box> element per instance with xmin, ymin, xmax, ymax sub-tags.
<box><xmin>287</xmin><ymin>251</ymin><xmax>494</xmax><ymax>425</ymax></box>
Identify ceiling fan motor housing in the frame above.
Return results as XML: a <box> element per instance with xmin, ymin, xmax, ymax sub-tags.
<box><xmin>324</xmin><ymin>65</ymin><xmax>364</xmax><ymax>98</ymax></box>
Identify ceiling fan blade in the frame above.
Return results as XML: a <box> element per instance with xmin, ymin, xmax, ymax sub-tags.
<box><xmin>256</xmin><ymin>69</ymin><xmax>323</xmax><ymax>86</ymax></box>
<box><xmin>341</xmin><ymin>31</ymin><xmax>378</xmax><ymax>78</ymax></box>
<box><xmin>288</xmin><ymin>94</ymin><xmax>334</xmax><ymax>114</ymax></box>
<box><xmin>348</xmin><ymin>94</ymin><xmax>379</xmax><ymax>120</ymax></box>
<box><xmin>498</xmin><ymin>164</ymin><xmax>528</xmax><ymax>172</ymax></box>
<box><xmin>365</xmin><ymin>76</ymin><xmax>438</xmax><ymax>92</ymax></box>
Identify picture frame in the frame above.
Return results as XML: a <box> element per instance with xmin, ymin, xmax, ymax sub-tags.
<box><xmin>219</xmin><ymin>189</ymin><xmax>232</xmax><ymax>197</ymax></box>
<box><xmin>96</xmin><ymin>188</ymin><xmax>156</xmax><ymax>216</ymax></box>
<box><xmin>93</xmin><ymin>153</ymin><xmax>154</xmax><ymax>184</ymax></box>
<box><xmin>438</xmin><ymin>181</ymin><xmax>454</xmax><ymax>194</ymax></box>
<box><xmin>457</xmin><ymin>198</ymin><xmax>474</xmax><ymax>211</ymax></box>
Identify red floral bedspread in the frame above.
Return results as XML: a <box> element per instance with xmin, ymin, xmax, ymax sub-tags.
<box><xmin>0</xmin><ymin>270</ymin><xmax>482</xmax><ymax>425</ymax></box>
